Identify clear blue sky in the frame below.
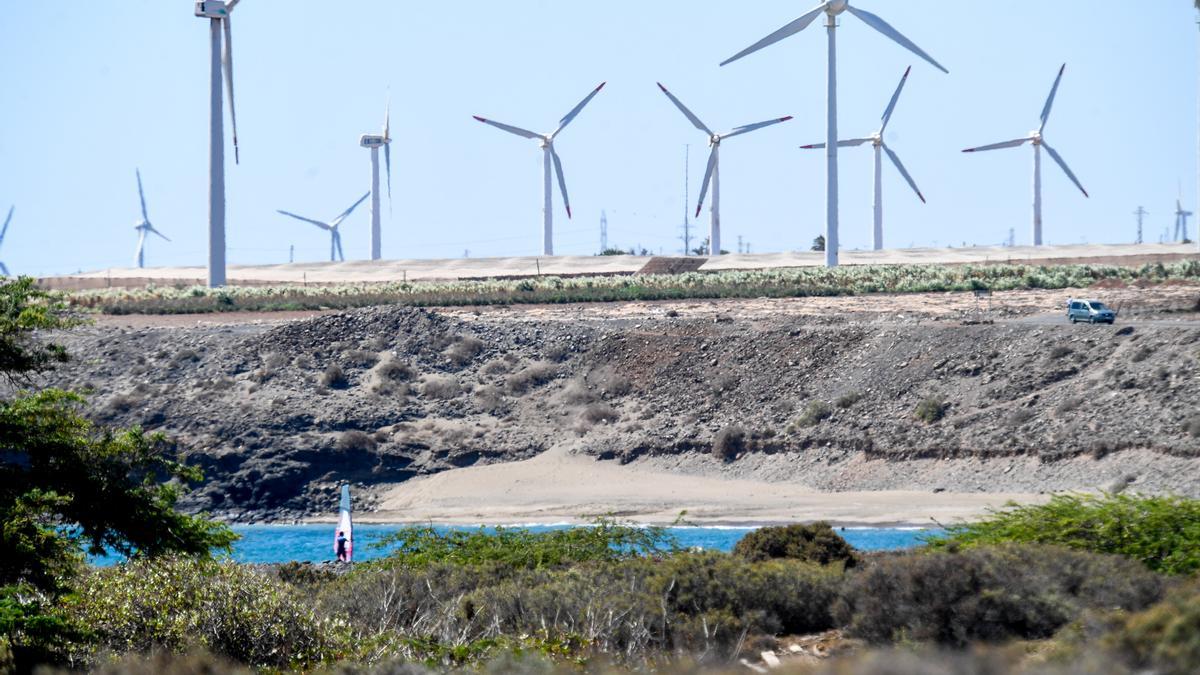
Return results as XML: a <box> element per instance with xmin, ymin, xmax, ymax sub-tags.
<box><xmin>1</xmin><ymin>1</ymin><xmax>1197</xmax><ymax>276</ymax></box>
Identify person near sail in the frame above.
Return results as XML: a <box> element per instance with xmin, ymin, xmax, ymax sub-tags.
<box><xmin>336</xmin><ymin>530</ymin><xmax>349</xmax><ymax>562</ymax></box>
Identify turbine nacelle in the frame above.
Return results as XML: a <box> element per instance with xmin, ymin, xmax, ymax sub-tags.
<box><xmin>194</xmin><ymin>1</ymin><xmax>230</xmax><ymax>18</ymax></box>
<box><xmin>359</xmin><ymin>134</ymin><xmax>388</xmax><ymax>148</ymax></box>
<box><xmin>827</xmin><ymin>0</ymin><xmax>849</xmax><ymax>16</ymax></box>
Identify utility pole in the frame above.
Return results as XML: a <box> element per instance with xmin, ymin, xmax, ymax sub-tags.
<box><xmin>289</xmin><ymin>244</ymin><xmax>294</xmax><ymax>263</ymax></box>
<box><xmin>600</xmin><ymin>210</ymin><xmax>608</xmax><ymax>253</ymax></box>
<box><xmin>1133</xmin><ymin>206</ymin><xmax>1148</xmax><ymax>244</ymax></box>
<box><xmin>737</xmin><ymin>235</ymin><xmax>744</xmax><ymax>254</ymax></box>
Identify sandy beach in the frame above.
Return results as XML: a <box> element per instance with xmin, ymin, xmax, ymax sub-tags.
<box><xmin>366</xmin><ymin>445</ymin><xmax>1042</xmax><ymax>527</ymax></box>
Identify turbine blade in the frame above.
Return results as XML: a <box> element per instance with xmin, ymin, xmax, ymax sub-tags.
<box><xmin>800</xmin><ymin>138</ymin><xmax>872</xmax><ymax>149</ymax></box>
<box><xmin>1</xmin><ymin>206</ymin><xmax>13</xmax><ymax>246</ymax></box>
<box><xmin>962</xmin><ymin>138</ymin><xmax>1032</xmax><ymax>153</ymax></box>
<box><xmin>335</xmin><ymin>231</ymin><xmax>345</xmax><ymax>262</ymax></box>
<box><xmin>880</xmin><ymin>66</ymin><xmax>912</xmax><ymax>133</ymax></box>
<box><xmin>136</xmin><ymin>169</ymin><xmax>149</xmax><ymax>222</ymax></box>
<box><xmin>135</xmin><ymin>231</ymin><xmax>146</xmax><ymax>264</ymax></box>
<box><xmin>720</xmin><ymin>4</ymin><xmax>826</xmax><ymax>67</ymax></box>
<box><xmin>222</xmin><ymin>17</ymin><xmax>240</xmax><ymax>164</ymax></box>
<box><xmin>1040</xmin><ymin>64</ymin><xmax>1066</xmax><ymax>134</ymax></box>
<box><xmin>656</xmin><ymin>83</ymin><xmax>713</xmax><ymax>136</ymax></box>
<box><xmin>383</xmin><ymin>97</ymin><xmax>390</xmax><ymax>141</ymax></box>
<box><xmin>0</xmin><ymin>262</ymin><xmax>8</xmax><ymax>276</ymax></box>
<box><xmin>553</xmin><ymin>82</ymin><xmax>606</xmax><ymax>139</ymax></box>
<box><xmin>1042</xmin><ymin>142</ymin><xmax>1089</xmax><ymax>198</ymax></box>
<box><xmin>883</xmin><ymin>144</ymin><xmax>926</xmax><ymax>204</ymax></box>
<box><xmin>148</xmin><ymin>225</ymin><xmax>171</xmax><ymax>242</ymax></box>
<box><xmin>695</xmin><ymin>147</ymin><xmax>718</xmax><ymax>218</ymax></box>
<box><xmin>472</xmin><ymin>116</ymin><xmax>542</xmax><ymax>140</ymax></box>
<box><xmin>384</xmin><ymin>141</ymin><xmax>392</xmax><ymax>210</ymax></box>
<box><xmin>721</xmin><ymin>115</ymin><xmax>793</xmax><ymax>140</ymax></box>
<box><xmin>331</xmin><ymin>191</ymin><xmax>371</xmax><ymax>227</ymax></box>
<box><xmin>277</xmin><ymin>210</ymin><xmax>333</xmax><ymax>230</ymax></box>
<box><xmin>845</xmin><ymin>6</ymin><xmax>949</xmax><ymax>74</ymax></box>
<box><xmin>226</xmin><ymin>0</ymin><xmax>240</xmax><ymax>10</ymax></box>
<box><xmin>550</xmin><ymin>146</ymin><xmax>572</xmax><ymax>219</ymax></box>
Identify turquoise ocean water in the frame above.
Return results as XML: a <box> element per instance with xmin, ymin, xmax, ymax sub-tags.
<box><xmin>94</xmin><ymin>525</ymin><xmax>937</xmax><ymax>566</ymax></box>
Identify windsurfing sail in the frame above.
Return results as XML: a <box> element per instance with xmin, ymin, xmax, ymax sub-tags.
<box><xmin>334</xmin><ymin>484</ymin><xmax>353</xmax><ymax>562</ymax></box>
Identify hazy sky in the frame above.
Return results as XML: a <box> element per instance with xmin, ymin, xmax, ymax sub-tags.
<box><xmin>1</xmin><ymin>1</ymin><xmax>1197</xmax><ymax>276</ymax></box>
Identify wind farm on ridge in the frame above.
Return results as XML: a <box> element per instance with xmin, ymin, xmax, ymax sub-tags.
<box><xmin>2</xmin><ymin>1</ymin><xmax>1198</xmax><ymax>288</ymax></box>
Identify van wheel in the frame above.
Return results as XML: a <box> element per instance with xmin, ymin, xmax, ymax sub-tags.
<box><xmin>1070</xmin><ymin>317</ymin><xmax>1076</xmax><ymax>324</ymax></box>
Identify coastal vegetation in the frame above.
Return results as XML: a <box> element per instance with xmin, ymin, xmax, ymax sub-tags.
<box><xmin>61</xmin><ymin>259</ymin><xmax>1200</xmax><ymax>314</ymax></box>
<box><xmin>2</xmin><ymin>275</ymin><xmax>1199</xmax><ymax>673</ymax></box>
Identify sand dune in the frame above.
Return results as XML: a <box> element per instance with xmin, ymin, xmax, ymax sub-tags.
<box><xmin>369</xmin><ymin>445</ymin><xmax>1041</xmax><ymax>527</ymax></box>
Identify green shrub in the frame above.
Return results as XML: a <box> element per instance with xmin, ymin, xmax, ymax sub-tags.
<box><xmin>836</xmin><ymin>544</ymin><xmax>1163</xmax><ymax>647</ymax></box>
<box><xmin>66</xmin><ymin>557</ymin><xmax>350</xmax><ymax>670</ymax></box>
<box><xmin>914</xmin><ymin>397</ymin><xmax>947</xmax><ymax>423</ymax></box>
<box><xmin>798</xmin><ymin>401</ymin><xmax>833</xmax><ymax>427</ymax></box>
<box><xmin>325</xmin><ymin>552</ymin><xmax>842</xmax><ymax>663</ymax></box>
<box><xmin>1103</xmin><ymin>579</ymin><xmax>1200</xmax><ymax>675</ymax></box>
<box><xmin>371</xmin><ymin>520</ymin><xmax>677</xmax><ymax>570</ymax></box>
<box><xmin>835</xmin><ymin>392</ymin><xmax>863</xmax><ymax>409</ymax></box>
<box><xmin>927</xmin><ymin>493</ymin><xmax>1200</xmax><ymax>575</ymax></box>
<box><xmin>712</xmin><ymin>426</ymin><xmax>746</xmax><ymax>461</ymax></box>
<box><xmin>733</xmin><ymin>523</ymin><xmax>858</xmax><ymax>568</ymax></box>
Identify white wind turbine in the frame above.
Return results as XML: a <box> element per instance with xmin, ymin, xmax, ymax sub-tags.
<box><xmin>963</xmin><ymin>65</ymin><xmax>1089</xmax><ymax>247</ymax></box>
<box><xmin>0</xmin><ymin>206</ymin><xmax>12</xmax><ymax>276</ymax></box>
<box><xmin>474</xmin><ymin>82</ymin><xmax>606</xmax><ymax>256</ymax></box>
<box><xmin>359</xmin><ymin>100</ymin><xmax>392</xmax><ymax>261</ymax></box>
<box><xmin>194</xmin><ymin>0</ymin><xmax>244</xmax><ymax>288</ymax></box>
<box><xmin>721</xmin><ymin>1</ymin><xmax>947</xmax><ymax>268</ymax></box>
<box><xmin>1176</xmin><ymin>191</ymin><xmax>1194</xmax><ymax>243</ymax></box>
<box><xmin>132</xmin><ymin>170</ymin><xmax>170</xmax><ymax>268</ymax></box>
<box><xmin>657</xmin><ymin>83</ymin><xmax>793</xmax><ymax>256</ymax></box>
<box><xmin>276</xmin><ymin>192</ymin><xmax>370</xmax><ymax>262</ymax></box>
<box><xmin>800</xmin><ymin>67</ymin><xmax>924</xmax><ymax>251</ymax></box>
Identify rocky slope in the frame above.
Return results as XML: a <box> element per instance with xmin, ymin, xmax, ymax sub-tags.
<box><xmin>38</xmin><ymin>288</ymin><xmax>1200</xmax><ymax>520</ymax></box>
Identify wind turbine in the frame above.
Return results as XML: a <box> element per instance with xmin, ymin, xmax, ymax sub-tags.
<box><xmin>963</xmin><ymin>65</ymin><xmax>1089</xmax><ymax>247</ymax></box>
<box><xmin>1175</xmin><ymin>192</ymin><xmax>1193</xmax><ymax>243</ymax></box>
<box><xmin>194</xmin><ymin>0</ymin><xmax>243</xmax><ymax>288</ymax></box>
<box><xmin>800</xmin><ymin>66</ymin><xmax>924</xmax><ymax>251</ymax></box>
<box><xmin>0</xmin><ymin>206</ymin><xmax>12</xmax><ymax>276</ymax></box>
<box><xmin>473</xmin><ymin>82</ymin><xmax>606</xmax><ymax>256</ymax></box>
<box><xmin>720</xmin><ymin>1</ymin><xmax>948</xmax><ymax>268</ymax></box>
<box><xmin>276</xmin><ymin>192</ymin><xmax>370</xmax><ymax>262</ymax></box>
<box><xmin>359</xmin><ymin>100</ymin><xmax>392</xmax><ymax>261</ymax></box>
<box><xmin>132</xmin><ymin>170</ymin><xmax>170</xmax><ymax>268</ymax></box>
<box><xmin>656</xmin><ymin>83</ymin><xmax>793</xmax><ymax>256</ymax></box>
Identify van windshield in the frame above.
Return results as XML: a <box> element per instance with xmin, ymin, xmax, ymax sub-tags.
<box><xmin>1089</xmin><ymin>302</ymin><xmax>1109</xmax><ymax>311</ymax></box>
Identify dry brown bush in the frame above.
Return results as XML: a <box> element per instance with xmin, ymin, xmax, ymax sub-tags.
<box><xmin>505</xmin><ymin>362</ymin><xmax>558</xmax><ymax>395</ymax></box>
<box><xmin>422</xmin><ymin>375</ymin><xmax>462</xmax><ymax>400</ymax></box>
<box><xmin>445</xmin><ymin>336</ymin><xmax>485</xmax><ymax>367</ymax></box>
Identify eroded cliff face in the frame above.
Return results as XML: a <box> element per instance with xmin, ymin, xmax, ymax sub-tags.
<box><xmin>42</xmin><ymin>292</ymin><xmax>1200</xmax><ymax>520</ymax></box>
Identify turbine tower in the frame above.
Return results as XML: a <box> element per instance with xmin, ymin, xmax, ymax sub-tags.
<box><xmin>0</xmin><ymin>206</ymin><xmax>12</xmax><ymax>276</ymax></box>
<box><xmin>276</xmin><ymin>192</ymin><xmax>370</xmax><ymax>262</ymax></box>
<box><xmin>801</xmin><ymin>66</ymin><xmax>924</xmax><ymax>251</ymax></box>
<box><xmin>194</xmin><ymin>0</ymin><xmax>243</xmax><ymax>288</ymax></box>
<box><xmin>657</xmin><ymin>83</ymin><xmax>792</xmax><ymax>257</ymax></box>
<box><xmin>473</xmin><ymin>82</ymin><xmax>606</xmax><ymax>256</ymax></box>
<box><xmin>359</xmin><ymin>100</ymin><xmax>392</xmax><ymax>261</ymax></box>
<box><xmin>963</xmin><ymin>65</ymin><xmax>1089</xmax><ymax>246</ymax></box>
<box><xmin>720</xmin><ymin>1</ymin><xmax>947</xmax><ymax>268</ymax></box>
<box><xmin>132</xmin><ymin>170</ymin><xmax>170</xmax><ymax>268</ymax></box>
